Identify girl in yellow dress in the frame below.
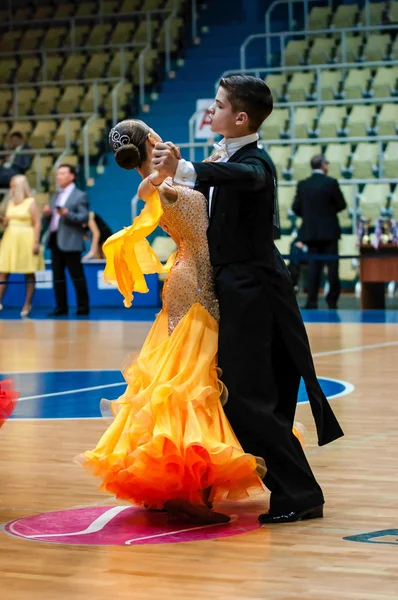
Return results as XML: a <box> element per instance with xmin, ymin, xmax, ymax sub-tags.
<box><xmin>0</xmin><ymin>175</ymin><xmax>44</xmax><ymax>317</ymax></box>
<box><xmin>80</xmin><ymin>120</ymin><xmax>265</xmax><ymax>524</ymax></box>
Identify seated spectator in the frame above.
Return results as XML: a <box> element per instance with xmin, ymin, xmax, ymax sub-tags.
<box><xmin>82</xmin><ymin>211</ymin><xmax>112</xmax><ymax>260</ymax></box>
<box><xmin>0</xmin><ymin>132</ymin><xmax>32</xmax><ymax>188</ymax></box>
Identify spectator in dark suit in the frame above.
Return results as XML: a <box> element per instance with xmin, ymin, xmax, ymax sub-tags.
<box><xmin>292</xmin><ymin>154</ymin><xmax>346</xmax><ymax>309</ymax></box>
<box><xmin>0</xmin><ymin>132</ymin><xmax>32</xmax><ymax>187</ymax></box>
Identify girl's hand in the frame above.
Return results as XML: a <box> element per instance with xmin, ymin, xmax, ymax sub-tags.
<box><xmin>32</xmin><ymin>243</ymin><xmax>40</xmax><ymax>255</ymax></box>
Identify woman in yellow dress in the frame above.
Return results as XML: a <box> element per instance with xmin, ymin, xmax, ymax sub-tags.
<box><xmin>80</xmin><ymin>119</ymin><xmax>265</xmax><ymax>524</ymax></box>
<box><xmin>0</xmin><ymin>175</ymin><xmax>44</xmax><ymax>317</ymax></box>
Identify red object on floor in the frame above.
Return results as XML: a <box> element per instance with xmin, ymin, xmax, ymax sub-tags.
<box><xmin>0</xmin><ymin>379</ymin><xmax>19</xmax><ymax>428</ymax></box>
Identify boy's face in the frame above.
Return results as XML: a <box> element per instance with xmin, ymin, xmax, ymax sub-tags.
<box><xmin>208</xmin><ymin>86</ymin><xmax>248</xmax><ymax>138</ymax></box>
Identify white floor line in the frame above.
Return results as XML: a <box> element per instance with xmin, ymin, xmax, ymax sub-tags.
<box><xmin>17</xmin><ymin>381</ymin><xmax>125</xmax><ymax>402</ymax></box>
<box><xmin>313</xmin><ymin>340</ymin><xmax>398</xmax><ymax>358</ymax></box>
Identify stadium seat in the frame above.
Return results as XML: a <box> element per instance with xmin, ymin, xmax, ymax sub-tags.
<box><xmin>45</xmin><ymin>55</ymin><xmax>65</xmax><ymax>81</ymax></box>
<box><xmin>53</xmin><ymin>3</ymin><xmax>75</xmax><ymax>19</ymax></box>
<box><xmin>293</xmin><ymin>107</ymin><xmax>318</xmax><ymax>138</ymax></box>
<box><xmin>81</xmin><ymin>84</ymin><xmax>110</xmax><ymax>113</ymax></box>
<box><xmin>359</xmin><ymin>1</ymin><xmax>386</xmax><ymax>26</ymax></box>
<box><xmin>61</xmin><ymin>55</ymin><xmax>88</xmax><ymax>80</ymax></box>
<box><xmin>119</xmin><ymin>0</ymin><xmax>142</xmax><ymax>11</ymax></box>
<box><xmin>291</xmin><ymin>144</ymin><xmax>322</xmax><ymax>180</ymax></box>
<box><xmin>0</xmin><ymin>59</ymin><xmax>18</xmax><ymax>82</ymax></box>
<box><xmin>335</xmin><ymin>35</ymin><xmax>364</xmax><ymax>63</ymax></box>
<box><xmin>29</xmin><ymin>120</ymin><xmax>57</xmax><ymax>149</ymax></box>
<box><xmin>34</xmin><ymin>87</ymin><xmax>62</xmax><ymax>115</ymax></box>
<box><xmin>259</xmin><ymin>108</ymin><xmax>290</xmax><ymax>140</ymax></box>
<box><xmin>377</xmin><ymin>103</ymin><xmax>397</xmax><ymax>136</ymax></box>
<box><xmin>0</xmin><ymin>30</ymin><xmax>22</xmax><ymax>52</ymax></box>
<box><xmin>287</xmin><ymin>72</ymin><xmax>315</xmax><ymax>102</ymax></box>
<box><xmin>103</xmin><ymin>83</ymin><xmax>133</xmax><ymax>120</ymax></box>
<box><xmin>339</xmin><ymin>234</ymin><xmax>358</xmax><ymax>282</ymax></box>
<box><xmin>383</xmin><ymin>141</ymin><xmax>398</xmax><ymax>178</ymax></box>
<box><xmin>344</xmin><ymin>68</ymin><xmax>372</xmax><ymax>99</ymax></box>
<box><xmin>351</xmin><ymin>142</ymin><xmax>380</xmax><ymax>178</ymax></box>
<box><xmin>71</xmin><ymin>26</ymin><xmax>91</xmax><ymax>48</ymax></box>
<box><xmin>79</xmin><ymin>118</ymin><xmax>106</xmax><ymax>156</ymax></box>
<box><xmin>325</xmin><ymin>143</ymin><xmax>351</xmax><ymax>179</ymax></box>
<box><xmin>42</xmin><ymin>27</ymin><xmax>69</xmax><ymax>50</ymax></box>
<box><xmin>107</xmin><ymin>50</ymin><xmax>138</xmax><ymax>78</ymax></box>
<box><xmin>319</xmin><ymin>70</ymin><xmax>343</xmax><ymax>100</ymax></box>
<box><xmin>361</xmin><ymin>182</ymin><xmax>391</xmax><ymax>212</ymax></box>
<box><xmin>15</xmin><ymin>56</ymin><xmax>41</xmax><ymax>83</ymax></box>
<box><xmin>76</xmin><ymin>2</ymin><xmax>97</xmax><ymax>17</ymax></box>
<box><xmin>19</xmin><ymin>28</ymin><xmax>45</xmax><ymax>51</ymax></box>
<box><xmin>84</xmin><ymin>54</ymin><xmax>111</xmax><ymax>79</ymax></box>
<box><xmin>317</xmin><ymin>106</ymin><xmax>346</xmax><ymax>138</ymax></box>
<box><xmin>0</xmin><ymin>91</ymin><xmax>12</xmax><ymax>116</ymax></box>
<box><xmin>284</xmin><ymin>39</ymin><xmax>308</xmax><ymax>66</ymax></box>
<box><xmin>16</xmin><ymin>88</ymin><xmax>37</xmax><ymax>115</ymax></box>
<box><xmin>362</xmin><ymin>34</ymin><xmax>391</xmax><ymax>62</ymax></box>
<box><xmin>331</xmin><ymin>4</ymin><xmax>359</xmax><ymax>29</ymax></box>
<box><xmin>266</xmin><ymin>145</ymin><xmax>292</xmax><ymax>180</ymax></box>
<box><xmin>85</xmin><ymin>24</ymin><xmax>112</xmax><ymax>47</ymax></box>
<box><xmin>276</xmin><ymin>186</ymin><xmax>297</xmax><ymax>230</ymax></box>
<box><xmin>53</xmin><ymin>119</ymin><xmax>83</xmax><ymax>148</ymax></box>
<box><xmin>11</xmin><ymin>120</ymin><xmax>34</xmax><ymax>139</ymax></box>
<box><xmin>58</xmin><ymin>86</ymin><xmax>86</xmax><ymax>113</ymax></box>
<box><xmin>110</xmin><ymin>22</ymin><xmax>135</xmax><ymax>44</ymax></box>
<box><xmin>33</xmin><ymin>5</ymin><xmax>54</xmax><ymax>20</ymax></box>
<box><xmin>346</xmin><ymin>104</ymin><xmax>376</xmax><ymax>137</ymax></box>
<box><xmin>372</xmin><ymin>66</ymin><xmax>398</xmax><ymax>98</ymax></box>
<box><xmin>264</xmin><ymin>74</ymin><xmax>288</xmax><ymax>101</ymax></box>
<box><xmin>307</xmin><ymin>38</ymin><xmax>336</xmax><ymax>65</ymax></box>
<box><xmin>308</xmin><ymin>6</ymin><xmax>332</xmax><ymax>30</ymax></box>
<box><xmin>102</xmin><ymin>0</ymin><xmax>119</xmax><ymax>13</ymax></box>
<box><xmin>0</xmin><ymin>122</ymin><xmax>10</xmax><ymax>146</ymax></box>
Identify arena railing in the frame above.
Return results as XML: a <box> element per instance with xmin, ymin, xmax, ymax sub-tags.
<box><xmin>240</xmin><ymin>23</ymin><xmax>398</xmax><ymax>70</ymax></box>
<box><xmin>265</xmin><ymin>0</ymin><xmax>382</xmax><ymax>40</ymax></box>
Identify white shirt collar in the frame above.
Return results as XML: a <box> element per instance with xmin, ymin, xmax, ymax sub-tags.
<box><xmin>214</xmin><ymin>133</ymin><xmax>259</xmax><ymax>157</ymax></box>
<box><xmin>312</xmin><ymin>169</ymin><xmax>325</xmax><ymax>175</ymax></box>
<box><xmin>58</xmin><ymin>182</ymin><xmax>75</xmax><ymax>196</ymax></box>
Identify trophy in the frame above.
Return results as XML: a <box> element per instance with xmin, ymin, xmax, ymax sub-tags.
<box><xmin>379</xmin><ymin>217</ymin><xmax>393</xmax><ymax>245</ymax></box>
<box><xmin>359</xmin><ymin>217</ymin><xmax>371</xmax><ymax>244</ymax></box>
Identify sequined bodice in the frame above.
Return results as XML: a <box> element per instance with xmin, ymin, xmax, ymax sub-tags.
<box><xmin>159</xmin><ymin>184</ymin><xmax>219</xmax><ymax>333</ymax></box>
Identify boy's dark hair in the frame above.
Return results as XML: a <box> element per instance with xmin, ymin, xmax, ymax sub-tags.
<box><xmin>57</xmin><ymin>163</ymin><xmax>77</xmax><ymax>179</ymax></box>
<box><xmin>219</xmin><ymin>75</ymin><xmax>273</xmax><ymax>132</ymax></box>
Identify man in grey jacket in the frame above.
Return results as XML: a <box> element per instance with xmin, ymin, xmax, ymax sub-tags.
<box><xmin>43</xmin><ymin>164</ymin><xmax>90</xmax><ymax>316</ymax></box>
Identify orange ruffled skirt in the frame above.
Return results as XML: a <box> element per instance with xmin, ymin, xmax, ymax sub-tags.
<box><xmin>81</xmin><ymin>302</ymin><xmax>264</xmax><ymax>508</ymax></box>
<box><xmin>0</xmin><ymin>379</ymin><xmax>18</xmax><ymax>428</ymax></box>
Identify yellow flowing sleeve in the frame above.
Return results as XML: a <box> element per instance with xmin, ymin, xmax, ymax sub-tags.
<box><xmin>102</xmin><ymin>189</ymin><xmax>176</xmax><ymax>307</ymax></box>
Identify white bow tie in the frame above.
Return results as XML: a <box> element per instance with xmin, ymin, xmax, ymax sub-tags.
<box><xmin>213</xmin><ymin>141</ymin><xmax>230</xmax><ymax>159</ymax></box>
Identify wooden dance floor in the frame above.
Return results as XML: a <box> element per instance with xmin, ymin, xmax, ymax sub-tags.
<box><xmin>0</xmin><ymin>313</ymin><xmax>397</xmax><ymax>600</ymax></box>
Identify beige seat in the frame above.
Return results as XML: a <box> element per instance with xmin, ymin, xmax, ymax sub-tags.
<box><xmin>331</xmin><ymin>4</ymin><xmax>358</xmax><ymax>29</ymax></box>
<box><xmin>284</xmin><ymin>40</ymin><xmax>308</xmax><ymax>66</ymax></box>
<box><xmin>372</xmin><ymin>66</ymin><xmax>398</xmax><ymax>98</ymax></box>
<box><xmin>34</xmin><ymin>87</ymin><xmax>62</xmax><ymax>115</ymax></box>
<box><xmin>85</xmin><ymin>25</ymin><xmax>112</xmax><ymax>47</ymax></box>
<box><xmin>0</xmin><ymin>59</ymin><xmax>18</xmax><ymax>81</ymax></box>
<box><xmin>389</xmin><ymin>187</ymin><xmax>398</xmax><ymax>219</ymax></box>
<box><xmin>119</xmin><ymin>0</ymin><xmax>142</xmax><ymax>11</ymax></box>
<box><xmin>308</xmin><ymin>6</ymin><xmax>332</xmax><ymax>30</ymax></box>
<box><xmin>102</xmin><ymin>0</ymin><xmax>119</xmax><ymax>13</ymax></box>
<box><xmin>259</xmin><ymin>108</ymin><xmax>290</xmax><ymax>140</ymax></box>
<box><xmin>75</xmin><ymin>2</ymin><xmax>97</xmax><ymax>16</ymax></box>
<box><xmin>133</xmin><ymin>20</ymin><xmax>158</xmax><ymax>45</ymax></box>
<box><xmin>132</xmin><ymin>49</ymin><xmax>159</xmax><ymax>84</ymax></box>
<box><xmin>339</xmin><ymin>206</ymin><xmax>353</xmax><ymax>230</ymax></box>
<box><xmin>0</xmin><ymin>122</ymin><xmax>11</xmax><ymax>146</ymax></box>
<box><xmin>307</xmin><ymin>38</ymin><xmax>336</xmax><ymax>65</ymax></box>
<box><xmin>34</xmin><ymin>192</ymin><xmax>51</xmax><ymax>208</ymax></box>
<box><xmin>70</xmin><ymin>26</ymin><xmax>91</xmax><ymax>48</ymax></box>
<box><xmin>339</xmin><ymin>234</ymin><xmax>358</xmax><ymax>282</ymax></box>
<box><xmin>58</xmin><ymin>86</ymin><xmax>85</xmax><ymax>113</ymax></box>
<box><xmin>16</xmin><ymin>88</ymin><xmax>37</xmax><ymax>115</ymax></box>
<box><xmin>15</xmin><ymin>57</ymin><xmax>41</xmax><ymax>83</ymax></box>
<box><xmin>80</xmin><ymin>118</ymin><xmax>106</xmax><ymax>156</ymax></box>
<box><xmin>19</xmin><ymin>29</ymin><xmax>45</xmax><ymax>51</ymax></box>
<box><xmin>27</xmin><ymin>156</ymin><xmax>54</xmax><ymax>188</ymax></box>
<box><xmin>30</xmin><ymin>121</ymin><xmax>57</xmax><ymax>149</ymax></box>
<box><xmin>287</xmin><ymin>73</ymin><xmax>315</xmax><ymax>102</ymax></box>
<box><xmin>108</xmin><ymin>50</ymin><xmax>138</xmax><ymax>78</ymax></box>
<box><xmin>377</xmin><ymin>104</ymin><xmax>397</xmax><ymax>136</ymax></box>
<box><xmin>383</xmin><ymin>141</ymin><xmax>398</xmax><ymax>179</ymax></box>
<box><xmin>81</xmin><ymin>84</ymin><xmax>110</xmax><ymax>113</ymax></box>
<box><xmin>340</xmin><ymin>183</ymin><xmax>358</xmax><ymax>215</ymax></box>
<box><xmin>264</xmin><ymin>74</ymin><xmax>288</xmax><ymax>101</ymax></box>
<box><xmin>266</xmin><ymin>145</ymin><xmax>292</xmax><ymax>180</ymax></box>
<box><xmin>351</xmin><ymin>143</ymin><xmax>379</xmax><ymax>179</ymax></box>
<box><xmin>292</xmin><ymin>144</ymin><xmax>322</xmax><ymax>180</ymax></box>
<box><xmin>53</xmin><ymin>3</ymin><xmax>74</xmax><ymax>19</ymax></box>
<box><xmin>360</xmin><ymin>183</ymin><xmax>390</xmax><ymax>218</ymax></box>
<box><xmin>359</xmin><ymin>1</ymin><xmax>386</xmax><ymax>26</ymax></box>
<box><xmin>362</xmin><ymin>34</ymin><xmax>391</xmax><ymax>62</ymax></box>
<box><xmin>84</xmin><ymin>54</ymin><xmax>111</xmax><ymax>79</ymax></box>
<box><xmin>0</xmin><ymin>91</ymin><xmax>12</xmax><ymax>116</ymax></box>
<box><xmin>11</xmin><ymin>121</ymin><xmax>34</xmax><ymax>139</ymax></box>
<box><xmin>325</xmin><ymin>143</ymin><xmax>351</xmax><ymax>179</ymax></box>
<box><xmin>392</xmin><ymin>36</ymin><xmax>398</xmax><ymax>60</ymax></box>
<box><xmin>344</xmin><ymin>68</ymin><xmax>372</xmax><ymax>100</ymax></box>
<box><xmin>104</xmin><ymin>83</ymin><xmax>133</xmax><ymax>120</ymax></box>
<box><xmin>0</xmin><ymin>30</ymin><xmax>23</xmax><ymax>52</ymax></box>
<box><xmin>292</xmin><ymin>107</ymin><xmax>318</xmax><ymax>138</ymax></box>
<box><xmin>33</xmin><ymin>5</ymin><xmax>54</xmax><ymax>20</ymax></box>
<box><xmin>53</xmin><ymin>119</ymin><xmax>83</xmax><ymax>148</ymax></box>
<box><xmin>141</xmin><ymin>0</ymin><xmax>163</xmax><ymax>9</ymax></box>
<box><xmin>278</xmin><ymin>186</ymin><xmax>297</xmax><ymax>230</ymax></box>
<box><xmin>61</xmin><ymin>55</ymin><xmax>88</xmax><ymax>80</ymax></box>
<box><xmin>346</xmin><ymin>105</ymin><xmax>376</xmax><ymax>137</ymax></box>
<box><xmin>158</xmin><ymin>18</ymin><xmax>184</xmax><ymax>53</ymax></box>
<box><xmin>319</xmin><ymin>70</ymin><xmax>343</xmax><ymax>100</ymax></box>
<box><xmin>318</xmin><ymin>106</ymin><xmax>346</xmax><ymax>138</ymax></box>
<box><xmin>45</xmin><ymin>55</ymin><xmax>65</xmax><ymax>81</ymax></box>
<box><xmin>336</xmin><ymin>35</ymin><xmax>364</xmax><ymax>63</ymax></box>
<box><xmin>42</xmin><ymin>28</ymin><xmax>68</xmax><ymax>50</ymax></box>
<box><xmin>111</xmin><ymin>22</ymin><xmax>135</xmax><ymax>44</ymax></box>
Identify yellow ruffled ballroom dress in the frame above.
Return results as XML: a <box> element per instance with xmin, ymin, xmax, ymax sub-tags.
<box><xmin>81</xmin><ymin>182</ymin><xmax>264</xmax><ymax>509</ymax></box>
